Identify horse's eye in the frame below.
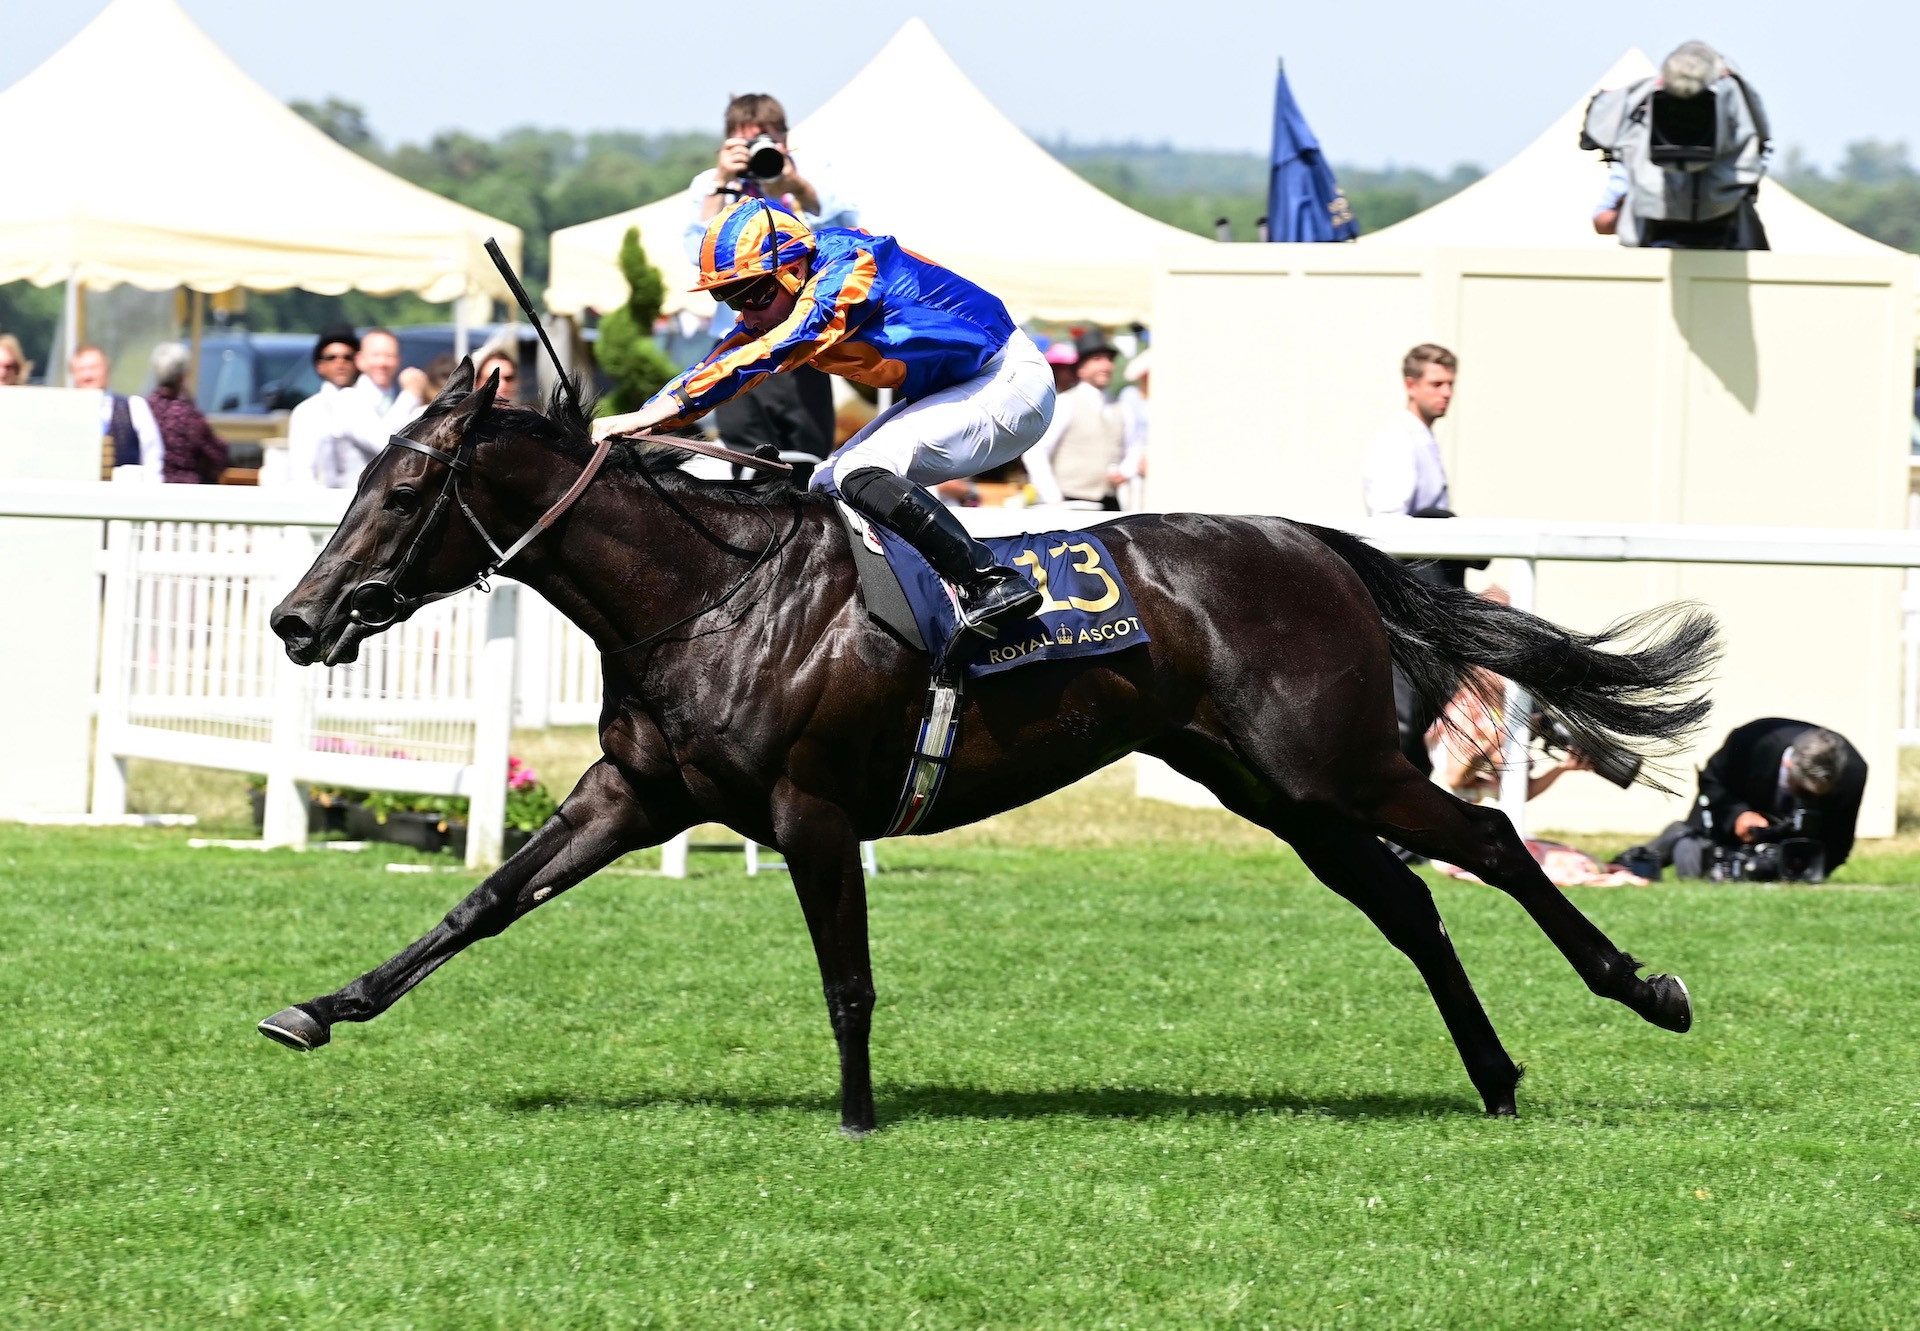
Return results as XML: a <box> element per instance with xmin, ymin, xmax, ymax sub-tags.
<box><xmin>386</xmin><ymin>488</ymin><xmax>420</xmax><ymax>518</ymax></box>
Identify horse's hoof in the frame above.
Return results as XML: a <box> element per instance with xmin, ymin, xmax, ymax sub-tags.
<box><xmin>839</xmin><ymin>1123</ymin><xmax>876</xmax><ymax>1140</ymax></box>
<box><xmin>258</xmin><ymin>1005</ymin><xmax>329</xmax><ymax>1051</ymax></box>
<box><xmin>1643</xmin><ymin>973</ymin><xmax>1692</xmax><ymax>1033</ymax></box>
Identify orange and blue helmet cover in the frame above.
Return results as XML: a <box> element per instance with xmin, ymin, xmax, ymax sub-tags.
<box><xmin>694</xmin><ymin>198</ymin><xmax>817</xmax><ymax>294</ymax></box>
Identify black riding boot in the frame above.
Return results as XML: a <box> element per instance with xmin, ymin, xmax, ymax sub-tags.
<box><xmin>840</xmin><ymin>467</ymin><xmax>1043</xmax><ymax>639</ymax></box>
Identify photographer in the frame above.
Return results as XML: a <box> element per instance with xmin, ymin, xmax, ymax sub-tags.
<box><xmin>682</xmin><ymin>94</ymin><xmax>858</xmax><ymax>463</ymax></box>
<box><xmin>1582</xmin><ymin>41</ymin><xmax>1770</xmax><ymax>251</ymax></box>
<box><xmin>1618</xmin><ymin>719</ymin><xmax>1865</xmax><ymax>883</ymax></box>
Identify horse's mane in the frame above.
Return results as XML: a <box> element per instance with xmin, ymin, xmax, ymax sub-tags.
<box><xmin>471</xmin><ymin>377</ymin><xmax>801</xmax><ymax>501</ymax></box>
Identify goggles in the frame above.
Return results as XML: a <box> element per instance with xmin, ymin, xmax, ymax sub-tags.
<box><xmin>712</xmin><ymin>277</ymin><xmax>781</xmax><ymax>313</ymax></box>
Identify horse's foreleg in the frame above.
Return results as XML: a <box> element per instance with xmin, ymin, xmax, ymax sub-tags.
<box><xmin>1374</xmin><ymin>773</ymin><xmax>1692</xmax><ymax>1033</ymax></box>
<box><xmin>258</xmin><ymin>758</ymin><xmax>691</xmax><ymax>1050</ymax></box>
<box><xmin>1286</xmin><ymin>820</ymin><xmax>1523</xmax><ymax>1115</ymax></box>
<box><xmin>774</xmin><ymin>794</ymin><xmax>877</xmax><ymax>1137</ymax></box>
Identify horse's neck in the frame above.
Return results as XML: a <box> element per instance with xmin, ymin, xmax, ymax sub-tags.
<box><xmin>511</xmin><ymin>476</ymin><xmax>822</xmax><ymax>669</ymax></box>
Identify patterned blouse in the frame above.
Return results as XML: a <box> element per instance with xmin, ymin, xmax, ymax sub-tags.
<box><xmin>146</xmin><ymin>386</ymin><xmax>228</xmax><ymax>484</ymax></box>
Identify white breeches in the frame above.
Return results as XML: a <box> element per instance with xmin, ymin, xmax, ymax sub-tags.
<box><xmin>815</xmin><ymin>329</ymin><xmax>1054</xmax><ymax>491</ymax></box>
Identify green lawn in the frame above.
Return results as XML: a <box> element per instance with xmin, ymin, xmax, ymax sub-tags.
<box><xmin>4</xmin><ymin>770</ymin><xmax>1920</xmax><ymax>1328</ymax></box>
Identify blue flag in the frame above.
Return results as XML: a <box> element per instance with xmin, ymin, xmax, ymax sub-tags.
<box><xmin>1267</xmin><ymin>61</ymin><xmax>1358</xmax><ymax>242</ymax></box>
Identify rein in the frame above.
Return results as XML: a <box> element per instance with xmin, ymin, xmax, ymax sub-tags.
<box><xmin>345</xmin><ymin>237</ymin><xmax>793</xmax><ymax>631</ymax></box>
<box><xmin>345</xmin><ymin>425</ymin><xmax>797</xmax><ymax>632</ymax></box>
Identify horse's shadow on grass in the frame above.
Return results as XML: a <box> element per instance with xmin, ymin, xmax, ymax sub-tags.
<box><xmin>498</xmin><ymin>1082</ymin><xmax>1478</xmax><ymax>1122</ymax></box>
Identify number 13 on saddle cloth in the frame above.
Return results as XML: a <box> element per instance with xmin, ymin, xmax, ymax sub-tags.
<box><xmin>831</xmin><ymin>491</ymin><xmax>1150</xmax><ymax>678</ymax></box>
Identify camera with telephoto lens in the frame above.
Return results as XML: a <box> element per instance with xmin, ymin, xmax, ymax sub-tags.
<box><xmin>1532</xmin><ymin>712</ymin><xmax>1642</xmax><ymax>790</ymax></box>
<box><xmin>744</xmin><ymin>135</ymin><xmax>787</xmax><ymax>184</ymax></box>
<box><xmin>1708</xmin><ymin>807</ymin><xmax>1827</xmax><ymax>884</ymax></box>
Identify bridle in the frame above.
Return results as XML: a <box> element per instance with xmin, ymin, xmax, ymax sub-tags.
<box><xmin>345</xmin><ymin>238</ymin><xmax>791</xmax><ymax>631</ymax></box>
<box><xmin>343</xmin><ymin>420</ymin><xmax>611</xmax><ymax>628</ymax></box>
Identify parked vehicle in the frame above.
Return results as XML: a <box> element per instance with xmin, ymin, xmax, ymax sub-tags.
<box><xmin>194</xmin><ymin>332</ymin><xmax>319</xmax><ymax>415</ymax></box>
<box><xmin>193</xmin><ymin>322</ymin><xmax>603</xmax><ymax>418</ymax></box>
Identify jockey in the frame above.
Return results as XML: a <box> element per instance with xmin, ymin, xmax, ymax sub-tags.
<box><xmin>593</xmin><ymin>198</ymin><xmax>1053</xmax><ymax>638</ymax></box>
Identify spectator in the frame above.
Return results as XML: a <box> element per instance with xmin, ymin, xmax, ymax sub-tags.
<box><xmin>145</xmin><ymin>342</ymin><xmax>228</xmax><ymax>484</ymax></box>
<box><xmin>1428</xmin><ymin>667</ymin><xmax>1592</xmax><ymax>804</ymax></box>
<box><xmin>683</xmin><ymin>93</ymin><xmax>855</xmax><ymax>462</ymax></box>
<box><xmin>284</xmin><ymin>325</ymin><xmax>363</xmax><ymax>487</ymax></box>
<box><xmin>68</xmin><ymin>344</ymin><xmax>163</xmax><ymax>472</ymax></box>
<box><xmin>352</xmin><ymin>327</ymin><xmax>426</xmax><ymax>433</ymax></box>
<box><xmin>1618</xmin><ymin>720</ymin><xmax>1865</xmax><ymax>881</ymax></box>
<box><xmin>1044</xmin><ymin>339</ymin><xmax>1079</xmax><ymax>396</ymax></box>
<box><xmin>420</xmin><ymin>352</ymin><xmax>460</xmax><ymax>402</ymax></box>
<box><xmin>0</xmin><ymin>333</ymin><xmax>29</xmax><ymax>385</ymax></box>
<box><xmin>472</xmin><ymin>335</ymin><xmax>522</xmax><ymax>406</ymax></box>
<box><xmin>1024</xmin><ymin>328</ymin><xmax>1127</xmax><ymax>509</ymax></box>
<box><xmin>1365</xmin><ymin>343</ymin><xmax>1467</xmax><ymax>792</ymax></box>
<box><xmin>1364</xmin><ymin>343</ymin><xmax>1455</xmax><ymax>522</ymax></box>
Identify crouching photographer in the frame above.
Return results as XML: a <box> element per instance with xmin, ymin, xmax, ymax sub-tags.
<box><xmin>1618</xmin><ymin>719</ymin><xmax>1866</xmax><ymax>883</ymax></box>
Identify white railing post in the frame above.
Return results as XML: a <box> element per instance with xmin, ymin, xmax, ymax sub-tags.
<box><xmin>659</xmin><ymin>831</ymin><xmax>690</xmax><ymax>878</ymax></box>
<box><xmin>262</xmin><ymin>527</ymin><xmax>314</xmax><ymax>849</ymax></box>
<box><xmin>465</xmin><ymin>585</ymin><xmax>517</xmax><ymax>870</ymax></box>
<box><xmin>1497</xmin><ymin>557</ymin><xmax>1538</xmax><ymax>837</ymax></box>
<box><xmin>513</xmin><ymin>588</ymin><xmax>553</xmax><ymax>729</ymax></box>
<box><xmin>90</xmin><ymin>520</ymin><xmax>134</xmax><ymax>816</ymax></box>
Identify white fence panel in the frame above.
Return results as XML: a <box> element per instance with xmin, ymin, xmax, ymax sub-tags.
<box><xmin>92</xmin><ymin>520</ymin><xmax>516</xmax><ymax>867</ymax></box>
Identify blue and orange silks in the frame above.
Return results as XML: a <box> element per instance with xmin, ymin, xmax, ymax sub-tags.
<box><xmin>650</xmin><ymin>227</ymin><xmax>1017</xmax><ymax>430</ymax></box>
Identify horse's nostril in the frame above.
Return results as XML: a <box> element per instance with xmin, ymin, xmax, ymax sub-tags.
<box><xmin>271</xmin><ymin>609</ymin><xmax>312</xmax><ymax>645</ymax></box>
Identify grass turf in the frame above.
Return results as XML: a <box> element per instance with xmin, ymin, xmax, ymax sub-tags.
<box><xmin>5</xmin><ymin>766</ymin><xmax>1920</xmax><ymax>1328</ymax></box>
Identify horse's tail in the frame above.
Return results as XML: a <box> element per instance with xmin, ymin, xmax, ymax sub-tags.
<box><xmin>1305</xmin><ymin>523</ymin><xmax>1720</xmax><ymax>792</ymax></box>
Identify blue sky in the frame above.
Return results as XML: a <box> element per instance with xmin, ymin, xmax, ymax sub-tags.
<box><xmin>7</xmin><ymin>0</ymin><xmax>1916</xmax><ymax>172</ymax></box>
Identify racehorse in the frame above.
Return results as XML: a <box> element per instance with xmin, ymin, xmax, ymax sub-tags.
<box><xmin>259</xmin><ymin>359</ymin><xmax>1718</xmax><ymax>1134</ymax></box>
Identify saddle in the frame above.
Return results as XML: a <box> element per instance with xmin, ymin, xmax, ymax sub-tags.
<box><xmin>831</xmin><ymin>502</ymin><xmax>1149</xmax><ymax>679</ymax></box>
<box><xmin>831</xmin><ymin>498</ymin><xmax>1151</xmax><ymax>837</ymax></box>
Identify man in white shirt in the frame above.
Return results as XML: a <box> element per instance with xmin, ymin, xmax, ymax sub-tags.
<box><xmin>284</xmin><ymin>326</ymin><xmax>424</xmax><ymax>488</ymax></box>
<box><xmin>348</xmin><ymin>328</ymin><xmax>425</xmax><ymax>439</ymax></box>
<box><xmin>284</xmin><ymin>326</ymin><xmax>364</xmax><ymax>487</ymax></box>
<box><xmin>1024</xmin><ymin>329</ymin><xmax>1131</xmax><ymax>509</ymax></box>
<box><xmin>1363</xmin><ymin>343</ymin><xmax>1462</xmax><ymax>816</ymax></box>
<box><xmin>70</xmin><ymin>345</ymin><xmax>162</xmax><ymax>474</ymax></box>
<box><xmin>1363</xmin><ymin>343</ymin><xmax>1455</xmax><ymax>518</ymax></box>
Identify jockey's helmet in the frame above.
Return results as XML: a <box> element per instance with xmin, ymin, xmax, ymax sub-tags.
<box><xmin>693</xmin><ymin>198</ymin><xmax>816</xmax><ymax>296</ymax></box>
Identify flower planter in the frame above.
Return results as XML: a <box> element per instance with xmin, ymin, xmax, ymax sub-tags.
<box><xmin>248</xmin><ymin>788</ymin><xmax>353</xmax><ymax>835</ymax></box>
<box><xmin>246</xmin><ymin>776</ymin><xmax>542</xmax><ymax>859</ymax></box>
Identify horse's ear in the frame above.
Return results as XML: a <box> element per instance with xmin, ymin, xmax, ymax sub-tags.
<box><xmin>443</xmin><ymin>356</ymin><xmax>476</xmax><ymax>399</ymax></box>
<box><xmin>439</xmin><ymin>364</ymin><xmax>499</xmax><ymax>435</ymax></box>
<box><xmin>418</xmin><ymin>356</ymin><xmax>476</xmax><ymax>418</ymax></box>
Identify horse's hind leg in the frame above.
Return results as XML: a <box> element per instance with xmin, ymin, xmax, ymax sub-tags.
<box><xmin>1372</xmin><ymin>772</ymin><xmax>1692</xmax><ymax>1033</ymax></box>
<box><xmin>1283</xmin><ymin>818</ymin><xmax>1525</xmax><ymax>1115</ymax></box>
<box><xmin>1145</xmin><ymin>735</ymin><xmax>1520</xmax><ymax>1114</ymax></box>
<box><xmin>258</xmin><ymin>758</ymin><xmax>693</xmax><ymax>1050</ymax></box>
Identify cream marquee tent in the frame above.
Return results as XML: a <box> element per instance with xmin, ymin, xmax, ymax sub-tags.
<box><xmin>1366</xmin><ymin>49</ymin><xmax>1914</xmax><ymax>265</ymax></box>
<box><xmin>0</xmin><ymin>0</ymin><xmax>520</xmax><ymax>303</ymax></box>
<box><xmin>544</xmin><ymin>18</ymin><xmax>1208</xmax><ymax>325</ymax></box>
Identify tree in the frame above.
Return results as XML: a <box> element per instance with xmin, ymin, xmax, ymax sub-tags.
<box><xmin>291</xmin><ymin>97</ymin><xmax>377</xmax><ymax>155</ymax></box>
<box><xmin>593</xmin><ymin>227</ymin><xmax>677</xmax><ymax>416</ymax></box>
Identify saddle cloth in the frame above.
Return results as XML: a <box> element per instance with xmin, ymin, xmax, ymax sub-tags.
<box><xmin>832</xmin><ymin>500</ymin><xmax>1149</xmax><ymax>679</ymax></box>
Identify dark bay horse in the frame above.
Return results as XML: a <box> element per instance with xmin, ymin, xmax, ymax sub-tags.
<box><xmin>260</xmin><ymin>361</ymin><xmax>1718</xmax><ymax>1132</ymax></box>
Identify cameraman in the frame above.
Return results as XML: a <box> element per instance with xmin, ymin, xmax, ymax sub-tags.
<box><xmin>1583</xmin><ymin>41</ymin><xmax>1770</xmax><ymax>251</ymax></box>
<box><xmin>682</xmin><ymin>94</ymin><xmax>858</xmax><ymax>462</ymax></box>
<box><xmin>1619</xmin><ymin>719</ymin><xmax>1865</xmax><ymax>881</ymax></box>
